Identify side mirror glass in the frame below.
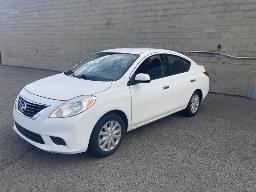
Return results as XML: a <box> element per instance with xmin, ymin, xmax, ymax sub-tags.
<box><xmin>134</xmin><ymin>73</ymin><xmax>151</xmax><ymax>83</ymax></box>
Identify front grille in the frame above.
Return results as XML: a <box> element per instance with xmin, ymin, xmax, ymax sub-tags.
<box><xmin>17</xmin><ymin>96</ymin><xmax>48</xmax><ymax>118</ymax></box>
<box><xmin>15</xmin><ymin>122</ymin><xmax>45</xmax><ymax>144</ymax></box>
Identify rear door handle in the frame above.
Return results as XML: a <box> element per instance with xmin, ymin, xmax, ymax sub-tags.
<box><xmin>162</xmin><ymin>85</ymin><xmax>169</xmax><ymax>90</ymax></box>
<box><xmin>190</xmin><ymin>79</ymin><xmax>196</xmax><ymax>82</ymax></box>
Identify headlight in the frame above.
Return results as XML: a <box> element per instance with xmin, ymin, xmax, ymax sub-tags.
<box><xmin>50</xmin><ymin>96</ymin><xmax>96</xmax><ymax>118</ymax></box>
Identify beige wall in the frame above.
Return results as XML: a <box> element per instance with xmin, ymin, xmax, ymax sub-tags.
<box><xmin>0</xmin><ymin>0</ymin><xmax>255</xmax><ymax>97</ymax></box>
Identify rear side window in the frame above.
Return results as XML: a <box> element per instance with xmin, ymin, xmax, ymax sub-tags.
<box><xmin>135</xmin><ymin>54</ymin><xmax>165</xmax><ymax>80</ymax></box>
<box><xmin>165</xmin><ymin>55</ymin><xmax>191</xmax><ymax>76</ymax></box>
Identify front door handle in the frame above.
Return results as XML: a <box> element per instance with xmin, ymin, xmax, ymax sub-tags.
<box><xmin>190</xmin><ymin>79</ymin><xmax>196</xmax><ymax>82</ymax></box>
<box><xmin>162</xmin><ymin>85</ymin><xmax>170</xmax><ymax>90</ymax></box>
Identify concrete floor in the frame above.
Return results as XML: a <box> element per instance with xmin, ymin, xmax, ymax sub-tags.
<box><xmin>0</xmin><ymin>65</ymin><xmax>256</xmax><ymax>192</ymax></box>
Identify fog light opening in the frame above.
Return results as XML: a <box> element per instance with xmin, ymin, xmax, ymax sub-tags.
<box><xmin>50</xmin><ymin>136</ymin><xmax>67</xmax><ymax>146</ymax></box>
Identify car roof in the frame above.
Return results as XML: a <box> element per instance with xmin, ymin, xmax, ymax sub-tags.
<box><xmin>101</xmin><ymin>48</ymin><xmax>195</xmax><ymax>65</ymax></box>
<box><xmin>101</xmin><ymin>48</ymin><xmax>176</xmax><ymax>55</ymax></box>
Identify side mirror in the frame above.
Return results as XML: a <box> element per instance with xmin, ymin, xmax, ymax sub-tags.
<box><xmin>134</xmin><ymin>73</ymin><xmax>151</xmax><ymax>83</ymax></box>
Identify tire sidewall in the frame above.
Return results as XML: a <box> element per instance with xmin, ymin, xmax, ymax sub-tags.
<box><xmin>89</xmin><ymin>113</ymin><xmax>125</xmax><ymax>157</ymax></box>
<box><xmin>186</xmin><ymin>91</ymin><xmax>201</xmax><ymax>116</ymax></box>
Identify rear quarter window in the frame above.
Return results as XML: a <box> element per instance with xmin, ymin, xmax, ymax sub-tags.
<box><xmin>166</xmin><ymin>55</ymin><xmax>191</xmax><ymax>76</ymax></box>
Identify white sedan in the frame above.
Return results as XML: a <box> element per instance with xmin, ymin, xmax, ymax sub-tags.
<box><xmin>13</xmin><ymin>48</ymin><xmax>209</xmax><ymax>157</ymax></box>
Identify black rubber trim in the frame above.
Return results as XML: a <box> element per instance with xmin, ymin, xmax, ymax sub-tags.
<box><xmin>15</xmin><ymin>122</ymin><xmax>45</xmax><ymax>144</ymax></box>
<box><xmin>50</xmin><ymin>136</ymin><xmax>66</xmax><ymax>146</ymax></box>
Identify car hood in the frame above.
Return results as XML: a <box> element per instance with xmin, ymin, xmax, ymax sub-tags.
<box><xmin>24</xmin><ymin>73</ymin><xmax>112</xmax><ymax>101</ymax></box>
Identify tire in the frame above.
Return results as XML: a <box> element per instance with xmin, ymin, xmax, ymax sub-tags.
<box><xmin>88</xmin><ymin>113</ymin><xmax>125</xmax><ymax>157</ymax></box>
<box><xmin>182</xmin><ymin>91</ymin><xmax>201</xmax><ymax>117</ymax></box>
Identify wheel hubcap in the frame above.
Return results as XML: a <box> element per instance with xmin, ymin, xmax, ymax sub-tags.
<box><xmin>98</xmin><ymin>120</ymin><xmax>122</xmax><ymax>152</ymax></box>
<box><xmin>190</xmin><ymin>94</ymin><xmax>200</xmax><ymax>113</ymax></box>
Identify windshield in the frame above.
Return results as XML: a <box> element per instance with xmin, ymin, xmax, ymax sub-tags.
<box><xmin>65</xmin><ymin>52</ymin><xmax>139</xmax><ymax>81</ymax></box>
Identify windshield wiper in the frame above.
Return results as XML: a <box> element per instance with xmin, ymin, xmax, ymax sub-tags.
<box><xmin>64</xmin><ymin>70</ymin><xmax>74</xmax><ymax>76</ymax></box>
<box><xmin>76</xmin><ymin>74</ymin><xmax>112</xmax><ymax>81</ymax></box>
<box><xmin>77</xmin><ymin>74</ymin><xmax>94</xmax><ymax>80</ymax></box>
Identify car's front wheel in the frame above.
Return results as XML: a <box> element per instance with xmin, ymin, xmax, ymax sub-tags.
<box><xmin>183</xmin><ymin>91</ymin><xmax>201</xmax><ymax>116</ymax></box>
<box><xmin>88</xmin><ymin>113</ymin><xmax>125</xmax><ymax>157</ymax></box>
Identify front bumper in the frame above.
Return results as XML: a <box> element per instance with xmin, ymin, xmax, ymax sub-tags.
<box><xmin>13</xmin><ymin>89</ymin><xmax>99</xmax><ymax>154</ymax></box>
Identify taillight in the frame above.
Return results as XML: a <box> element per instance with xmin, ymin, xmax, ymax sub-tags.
<box><xmin>203</xmin><ymin>70</ymin><xmax>209</xmax><ymax>77</ymax></box>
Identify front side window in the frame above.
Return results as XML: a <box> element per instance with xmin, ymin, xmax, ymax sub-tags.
<box><xmin>65</xmin><ymin>52</ymin><xmax>139</xmax><ymax>81</ymax></box>
<box><xmin>165</xmin><ymin>55</ymin><xmax>191</xmax><ymax>76</ymax></box>
<box><xmin>135</xmin><ymin>54</ymin><xmax>165</xmax><ymax>80</ymax></box>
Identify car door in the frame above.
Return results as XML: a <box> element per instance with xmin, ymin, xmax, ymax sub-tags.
<box><xmin>129</xmin><ymin>54</ymin><xmax>172</xmax><ymax>128</ymax></box>
<box><xmin>164</xmin><ymin>54</ymin><xmax>195</xmax><ymax>111</ymax></box>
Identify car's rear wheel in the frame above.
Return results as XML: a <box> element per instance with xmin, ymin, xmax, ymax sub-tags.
<box><xmin>88</xmin><ymin>113</ymin><xmax>125</xmax><ymax>157</ymax></box>
<box><xmin>183</xmin><ymin>91</ymin><xmax>201</xmax><ymax>116</ymax></box>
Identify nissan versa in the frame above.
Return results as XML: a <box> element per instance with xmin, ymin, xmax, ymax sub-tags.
<box><xmin>13</xmin><ymin>48</ymin><xmax>209</xmax><ymax>157</ymax></box>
